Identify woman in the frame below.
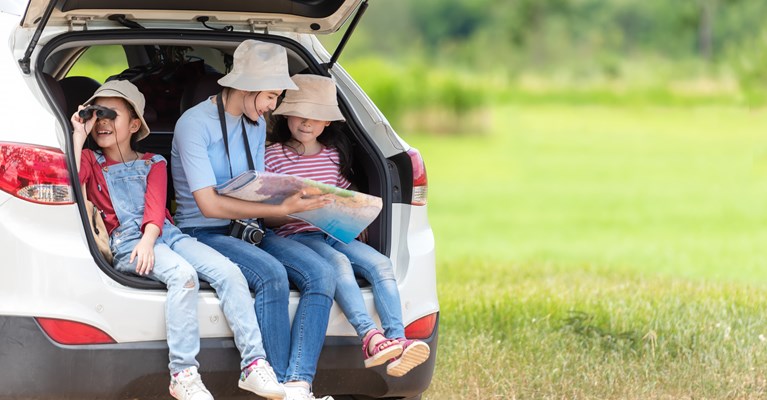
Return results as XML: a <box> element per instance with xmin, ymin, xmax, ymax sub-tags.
<box><xmin>171</xmin><ymin>40</ymin><xmax>335</xmax><ymax>400</ymax></box>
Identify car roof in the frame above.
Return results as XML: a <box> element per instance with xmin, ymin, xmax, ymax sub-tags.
<box><xmin>22</xmin><ymin>0</ymin><xmax>363</xmax><ymax>34</ymax></box>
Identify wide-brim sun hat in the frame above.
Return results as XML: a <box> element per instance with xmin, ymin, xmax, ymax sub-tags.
<box><xmin>273</xmin><ymin>74</ymin><xmax>345</xmax><ymax>122</ymax></box>
<box><xmin>218</xmin><ymin>40</ymin><xmax>298</xmax><ymax>92</ymax></box>
<box><xmin>83</xmin><ymin>79</ymin><xmax>150</xmax><ymax>141</ymax></box>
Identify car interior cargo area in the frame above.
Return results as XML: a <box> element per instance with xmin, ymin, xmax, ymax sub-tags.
<box><xmin>38</xmin><ymin>35</ymin><xmax>389</xmax><ymax>289</ymax></box>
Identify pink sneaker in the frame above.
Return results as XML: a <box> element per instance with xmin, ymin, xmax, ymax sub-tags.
<box><xmin>361</xmin><ymin>328</ymin><xmax>403</xmax><ymax>368</ymax></box>
<box><xmin>386</xmin><ymin>338</ymin><xmax>430</xmax><ymax>377</ymax></box>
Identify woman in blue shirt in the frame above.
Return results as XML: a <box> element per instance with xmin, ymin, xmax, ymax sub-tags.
<box><xmin>172</xmin><ymin>40</ymin><xmax>335</xmax><ymax>400</ymax></box>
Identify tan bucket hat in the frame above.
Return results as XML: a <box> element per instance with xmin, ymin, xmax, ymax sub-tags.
<box><xmin>273</xmin><ymin>74</ymin><xmax>345</xmax><ymax>122</ymax></box>
<box><xmin>83</xmin><ymin>80</ymin><xmax>150</xmax><ymax>141</ymax></box>
<box><xmin>218</xmin><ymin>40</ymin><xmax>298</xmax><ymax>92</ymax></box>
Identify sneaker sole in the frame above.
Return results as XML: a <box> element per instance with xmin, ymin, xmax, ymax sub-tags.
<box><xmin>238</xmin><ymin>380</ymin><xmax>286</xmax><ymax>399</ymax></box>
<box><xmin>386</xmin><ymin>342</ymin><xmax>430</xmax><ymax>377</ymax></box>
<box><xmin>364</xmin><ymin>344</ymin><xmax>403</xmax><ymax>368</ymax></box>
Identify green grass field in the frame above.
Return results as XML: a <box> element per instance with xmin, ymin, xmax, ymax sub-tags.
<box><xmin>406</xmin><ymin>105</ymin><xmax>767</xmax><ymax>399</ymax></box>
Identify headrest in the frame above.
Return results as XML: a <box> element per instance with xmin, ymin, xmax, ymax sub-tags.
<box><xmin>59</xmin><ymin>76</ymin><xmax>103</xmax><ymax>118</ymax></box>
<box><xmin>180</xmin><ymin>74</ymin><xmax>224</xmax><ymax>115</ymax></box>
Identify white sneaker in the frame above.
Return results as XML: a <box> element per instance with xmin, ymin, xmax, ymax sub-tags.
<box><xmin>169</xmin><ymin>367</ymin><xmax>214</xmax><ymax>400</ymax></box>
<box><xmin>238</xmin><ymin>359</ymin><xmax>286</xmax><ymax>399</ymax></box>
<box><xmin>284</xmin><ymin>384</ymin><xmax>334</xmax><ymax>400</ymax></box>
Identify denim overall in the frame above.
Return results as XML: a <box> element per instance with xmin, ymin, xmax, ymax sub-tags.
<box><xmin>96</xmin><ymin>152</ymin><xmax>266</xmax><ymax>375</ymax></box>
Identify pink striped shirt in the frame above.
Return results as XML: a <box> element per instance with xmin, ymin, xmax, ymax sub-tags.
<box><xmin>265</xmin><ymin>143</ymin><xmax>351</xmax><ymax>237</ymax></box>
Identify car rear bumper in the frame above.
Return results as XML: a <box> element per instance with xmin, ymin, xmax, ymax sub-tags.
<box><xmin>0</xmin><ymin>314</ymin><xmax>438</xmax><ymax>399</ymax></box>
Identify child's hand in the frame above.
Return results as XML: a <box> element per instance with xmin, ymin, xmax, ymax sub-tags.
<box><xmin>70</xmin><ymin>106</ymin><xmax>95</xmax><ymax>145</ymax></box>
<box><xmin>282</xmin><ymin>191</ymin><xmax>332</xmax><ymax>214</ymax></box>
<box><xmin>130</xmin><ymin>236</ymin><xmax>156</xmax><ymax>276</ymax></box>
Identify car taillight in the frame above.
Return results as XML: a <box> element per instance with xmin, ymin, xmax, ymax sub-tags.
<box><xmin>407</xmin><ymin>148</ymin><xmax>427</xmax><ymax>206</ymax></box>
<box><xmin>36</xmin><ymin>317</ymin><xmax>115</xmax><ymax>345</ymax></box>
<box><xmin>0</xmin><ymin>142</ymin><xmax>73</xmax><ymax>204</ymax></box>
<box><xmin>404</xmin><ymin>313</ymin><xmax>437</xmax><ymax>339</ymax></box>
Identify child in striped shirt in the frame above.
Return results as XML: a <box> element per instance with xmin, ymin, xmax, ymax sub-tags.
<box><xmin>265</xmin><ymin>75</ymin><xmax>430</xmax><ymax>377</ymax></box>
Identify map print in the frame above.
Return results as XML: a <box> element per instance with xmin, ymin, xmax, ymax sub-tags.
<box><xmin>216</xmin><ymin>170</ymin><xmax>383</xmax><ymax>243</ymax></box>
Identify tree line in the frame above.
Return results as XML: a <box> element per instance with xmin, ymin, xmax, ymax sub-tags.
<box><xmin>343</xmin><ymin>0</ymin><xmax>767</xmax><ymax>78</ymax></box>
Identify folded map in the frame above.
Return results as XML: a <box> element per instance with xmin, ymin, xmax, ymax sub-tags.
<box><xmin>216</xmin><ymin>170</ymin><xmax>382</xmax><ymax>243</ymax></box>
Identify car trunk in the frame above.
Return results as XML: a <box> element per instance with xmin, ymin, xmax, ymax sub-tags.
<box><xmin>36</xmin><ymin>30</ymin><xmax>390</xmax><ymax>290</ymax></box>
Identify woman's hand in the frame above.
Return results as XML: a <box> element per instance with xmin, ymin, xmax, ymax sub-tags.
<box><xmin>281</xmin><ymin>191</ymin><xmax>332</xmax><ymax>215</ymax></box>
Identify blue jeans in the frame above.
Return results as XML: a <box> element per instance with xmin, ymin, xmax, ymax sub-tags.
<box><xmin>289</xmin><ymin>231</ymin><xmax>405</xmax><ymax>341</ymax></box>
<box><xmin>112</xmin><ymin>221</ymin><xmax>266</xmax><ymax>375</ymax></box>
<box><xmin>184</xmin><ymin>226</ymin><xmax>336</xmax><ymax>383</ymax></box>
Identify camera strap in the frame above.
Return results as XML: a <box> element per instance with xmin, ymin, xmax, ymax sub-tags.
<box><xmin>216</xmin><ymin>91</ymin><xmax>255</xmax><ymax>179</ymax></box>
<box><xmin>217</xmin><ymin>91</ymin><xmax>263</xmax><ymax>232</ymax></box>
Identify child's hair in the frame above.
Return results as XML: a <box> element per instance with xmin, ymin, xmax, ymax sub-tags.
<box><xmin>268</xmin><ymin>114</ymin><xmax>353</xmax><ymax>179</ymax></box>
<box><xmin>123</xmin><ymin>99</ymin><xmax>141</xmax><ymax>151</ymax></box>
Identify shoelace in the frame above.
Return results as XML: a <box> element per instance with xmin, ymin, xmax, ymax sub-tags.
<box><xmin>176</xmin><ymin>374</ymin><xmax>208</xmax><ymax>397</ymax></box>
<box><xmin>255</xmin><ymin>366</ymin><xmax>275</xmax><ymax>382</ymax></box>
<box><xmin>244</xmin><ymin>363</ymin><xmax>277</xmax><ymax>385</ymax></box>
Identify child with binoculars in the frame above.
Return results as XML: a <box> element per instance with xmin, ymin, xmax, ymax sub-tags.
<box><xmin>71</xmin><ymin>80</ymin><xmax>286</xmax><ymax>400</ymax></box>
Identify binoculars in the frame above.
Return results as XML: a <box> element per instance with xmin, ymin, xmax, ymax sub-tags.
<box><xmin>78</xmin><ymin>105</ymin><xmax>117</xmax><ymax>120</ymax></box>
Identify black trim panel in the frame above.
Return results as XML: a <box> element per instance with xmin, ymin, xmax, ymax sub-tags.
<box><xmin>60</xmin><ymin>0</ymin><xmax>346</xmax><ymax>19</ymax></box>
<box><xmin>0</xmin><ymin>315</ymin><xmax>438</xmax><ymax>399</ymax></box>
<box><xmin>388</xmin><ymin>152</ymin><xmax>413</xmax><ymax>205</ymax></box>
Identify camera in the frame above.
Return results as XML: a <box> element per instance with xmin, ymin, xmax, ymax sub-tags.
<box><xmin>229</xmin><ymin>219</ymin><xmax>264</xmax><ymax>245</ymax></box>
<box><xmin>78</xmin><ymin>105</ymin><xmax>117</xmax><ymax>120</ymax></box>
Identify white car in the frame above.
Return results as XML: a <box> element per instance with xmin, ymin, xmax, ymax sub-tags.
<box><xmin>0</xmin><ymin>1</ymin><xmax>438</xmax><ymax>399</ymax></box>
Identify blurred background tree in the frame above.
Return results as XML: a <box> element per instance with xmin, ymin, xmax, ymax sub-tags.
<box><xmin>321</xmin><ymin>0</ymin><xmax>767</xmax><ymax>133</ymax></box>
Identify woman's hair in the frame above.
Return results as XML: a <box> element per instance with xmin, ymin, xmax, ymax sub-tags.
<box><xmin>224</xmin><ymin>88</ymin><xmax>260</xmax><ymax>126</ymax></box>
<box><xmin>268</xmin><ymin>114</ymin><xmax>353</xmax><ymax>179</ymax></box>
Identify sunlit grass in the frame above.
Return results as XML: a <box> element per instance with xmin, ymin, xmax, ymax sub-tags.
<box><xmin>410</xmin><ymin>104</ymin><xmax>767</xmax><ymax>283</ymax></box>
<box><xmin>406</xmin><ymin>104</ymin><xmax>767</xmax><ymax>399</ymax></box>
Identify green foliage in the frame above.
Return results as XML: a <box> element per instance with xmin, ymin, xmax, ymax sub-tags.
<box><xmin>732</xmin><ymin>31</ymin><xmax>767</xmax><ymax>106</ymax></box>
<box><xmin>355</xmin><ymin>0</ymin><xmax>767</xmax><ymax>68</ymax></box>
<box><xmin>66</xmin><ymin>45</ymin><xmax>127</xmax><ymax>83</ymax></box>
<box><xmin>342</xmin><ymin>58</ymin><xmax>493</xmax><ymax>131</ymax></box>
<box><xmin>410</xmin><ymin>0</ymin><xmax>494</xmax><ymax>46</ymax></box>
<box><xmin>324</xmin><ymin>0</ymin><xmax>767</xmax><ymax>109</ymax></box>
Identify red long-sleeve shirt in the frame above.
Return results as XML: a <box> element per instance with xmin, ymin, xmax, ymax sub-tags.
<box><xmin>79</xmin><ymin>149</ymin><xmax>172</xmax><ymax>236</ymax></box>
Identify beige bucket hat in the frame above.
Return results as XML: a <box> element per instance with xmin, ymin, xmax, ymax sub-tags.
<box><xmin>273</xmin><ymin>74</ymin><xmax>345</xmax><ymax>122</ymax></box>
<box><xmin>84</xmin><ymin>80</ymin><xmax>150</xmax><ymax>141</ymax></box>
<box><xmin>218</xmin><ymin>40</ymin><xmax>298</xmax><ymax>92</ymax></box>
